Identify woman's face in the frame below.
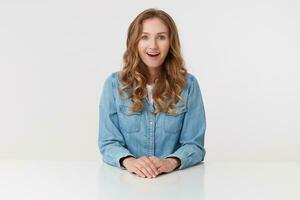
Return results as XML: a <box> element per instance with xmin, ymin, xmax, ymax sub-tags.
<box><xmin>137</xmin><ymin>17</ymin><xmax>170</xmax><ymax>71</ymax></box>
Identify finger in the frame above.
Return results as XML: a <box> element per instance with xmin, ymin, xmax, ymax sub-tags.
<box><xmin>157</xmin><ymin>165</ymin><xmax>167</xmax><ymax>174</ymax></box>
<box><xmin>133</xmin><ymin>167</ymin><xmax>146</xmax><ymax>178</ymax></box>
<box><xmin>149</xmin><ymin>156</ymin><xmax>163</xmax><ymax>168</ymax></box>
<box><xmin>141</xmin><ymin>157</ymin><xmax>159</xmax><ymax>176</ymax></box>
<box><xmin>149</xmin><ymin>156</ymin><xmax>160</xmax><ymax>161</ymax></box>
<box><xmin>145</xmin><ymin>165</ymin><xmax>157</xmax><ymax>178</ymax></box>
<box><xmin>139</xmin><ymin>157</ymin><xmax>157</xmax><ymax>177</ymax></box>
<box><xmin>139</xmin><ymin>166</ymin><xmax>153</xmax><ymax>178</ymax></box>
<box><xmin>148</xmin><ymin>163</ymin><xmax>159</xmax><ymax>176</ymax></box>
<box><xmin>136</xmin><ymin>158</ymin><xmax>154</xmax><ymax>177</ymax></box>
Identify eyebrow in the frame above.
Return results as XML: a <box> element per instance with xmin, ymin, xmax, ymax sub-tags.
<box><xmin>142</xmin><ymin>32</ymin><xmax>168</xmax><ymax>35</ymax></box>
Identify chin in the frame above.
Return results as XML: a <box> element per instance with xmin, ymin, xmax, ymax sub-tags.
<box><xmin>146</xmin><ymin>65</ymin><xmax>161</xmax><ymax>69</ymax></box>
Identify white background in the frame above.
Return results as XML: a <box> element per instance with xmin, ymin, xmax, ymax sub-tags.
<box><xmin>0</xmin><ymin>0</ymin><xmax>299</xmax><ymax>163</ymax></box>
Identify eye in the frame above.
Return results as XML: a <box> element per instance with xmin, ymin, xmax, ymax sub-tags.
<box><xmin>158</xmin><ymin>35</ymin><xmax>166</xmax><ymax>40</ymax></box>
<box><xmin>141</xmin><ymin>35</ymin><xmax>148</xmax><ymax>40</ymax></box>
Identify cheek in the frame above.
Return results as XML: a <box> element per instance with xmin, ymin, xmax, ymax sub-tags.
<box><xmin>161</xmin><ymin>42</ymin><xmax>170</xmax><ymax>53</ymax></box>
<box><xmin>137</xmin><ymin>45</ymin><xmax>143</xmax><ymax>55</ymax></box>
<box><xmin>138</xmin><ymin>40</ymin><xmax>146</xmax><ymax>48</ymax></box>
<box><xmin>138</xmin><ymin>43</ymin><xmax>146</xmax><ymax>54</ymax></box>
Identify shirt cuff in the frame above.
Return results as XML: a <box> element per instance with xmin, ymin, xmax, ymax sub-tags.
<box><xmin>118</xmin><ymin>155</ymin><xmax>135</xmax><ymax>170</ymax></box>
<box><xmin>164</xmin><ymin>156</ymin><xmax>182</xmax><ymax>170</ymax></box>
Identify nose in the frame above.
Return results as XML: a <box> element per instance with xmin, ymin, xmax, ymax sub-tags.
<box><xmin>149</xmin><ymin>38</ymin><xmax>158</xmax><ymax>49</ymax></box>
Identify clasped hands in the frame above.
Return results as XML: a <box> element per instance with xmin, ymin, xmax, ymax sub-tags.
<box><xmin>122</xmin><ymin>156</ymin><xmax>180</xmax><ymax>178</ymax></box>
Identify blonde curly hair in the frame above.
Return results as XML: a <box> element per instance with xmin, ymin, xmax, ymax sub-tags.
<box><xmin>118</xmin><ymin>8</ymin><xmax>187</xmax><ymax>115</ymax></box>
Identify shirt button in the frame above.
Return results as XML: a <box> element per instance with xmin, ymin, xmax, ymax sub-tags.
<box><xmin>150</xmin><ymin>121</ymin><xmax>153</xmax><ymax>125</ymax></box>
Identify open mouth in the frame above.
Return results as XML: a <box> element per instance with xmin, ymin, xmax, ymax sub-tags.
<box><xmin>146</xmin><ymin>52</ymin><xmax>160</xmax><ymax>58</ymax></box>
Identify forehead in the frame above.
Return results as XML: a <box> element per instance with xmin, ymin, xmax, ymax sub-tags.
<box><xmin>141</xmin><ymin>17</ymin><xmax>169</xmax><ymax>34</ymax></box>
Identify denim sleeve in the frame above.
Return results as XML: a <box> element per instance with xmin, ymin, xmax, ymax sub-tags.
<box><xmin>165</xmin><ymin>76</ymin><xmax>206</xmax><ymax>170</ymax></box>
<box><xmin>98</xmin><ymin>74</ymin><xmax>135</xmax><ymax>169</ymax></box>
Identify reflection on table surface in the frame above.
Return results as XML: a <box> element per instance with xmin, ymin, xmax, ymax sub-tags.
<box><xmin>0</xmin><ymin>160</ymin><xmax>299</xmax><ymax>200</ymax></box>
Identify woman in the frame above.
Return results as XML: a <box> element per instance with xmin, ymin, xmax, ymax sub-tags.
<box><xmin>98</xmin><ymin>8</ymin><xmax>206</xmax><ymax>179</ymax></box>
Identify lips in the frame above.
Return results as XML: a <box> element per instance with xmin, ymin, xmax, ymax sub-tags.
<box><xmin>146</xmin><ymin>52</ymin><xmax>160</xmax><ymax>57</ymax></box>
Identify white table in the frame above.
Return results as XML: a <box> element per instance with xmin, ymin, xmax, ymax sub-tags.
<box><xmin>0</xmin><ymin>160</ymin><xmax>299</xmax><ymax>200</ymax></box>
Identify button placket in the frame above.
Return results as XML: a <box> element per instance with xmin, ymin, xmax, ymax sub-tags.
<box><xmin>148</xmin><ymin>102</ymin><xmax>156</xmax><ymax>156</ymax></box>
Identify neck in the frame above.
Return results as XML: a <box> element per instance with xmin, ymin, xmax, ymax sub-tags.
<box><xmin>147</xmin><ymin>78</ymin><xmax>155</xmax><ymax>85</ymax></box>
<box><xmin>147</xmin><ymin>68</ymin><xmax>160</xmax><ymax>85</ymax></box>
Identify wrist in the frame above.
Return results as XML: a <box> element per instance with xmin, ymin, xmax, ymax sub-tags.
<box><xmin>166</xmin><ymin>158</ymin><xmax>180</xmax><ymax>169</ymax></box>
<box><xmin>122</xmin><ymin>156</ymin><xmax>135</xmax><ymax>168</ymax></box>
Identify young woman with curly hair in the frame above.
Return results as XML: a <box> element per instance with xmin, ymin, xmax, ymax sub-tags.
<box><xmin>98</xmin><ymin>8</ymin><xmax>206</xmax><ymax>179</ymax></box>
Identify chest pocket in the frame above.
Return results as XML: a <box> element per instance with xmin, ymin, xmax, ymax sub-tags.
<box><xmin>118</xmin><ymin>105</ymin><xmax>142</xmax><ymax>133</ymax></box>
<box><xmin>164</xmin><ymin>105</ymin><xmax>187</xmax><ymax>134</ymax></box>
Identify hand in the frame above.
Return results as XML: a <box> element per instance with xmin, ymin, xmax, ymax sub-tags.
<box><xmin>149</xmin><ymin>156</ymin><xmax>180</xmax><ymax>174</ymax></box>
<box><xmin>122</xmin><ymin>156</ymin><xmax>159</xmax><ymax>178</ymax></box>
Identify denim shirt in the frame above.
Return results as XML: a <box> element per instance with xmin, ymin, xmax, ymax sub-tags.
<box><xmin>98</xmin><ymin>71</ymin><xmax>206</xmax><ymax>170</ymax></box>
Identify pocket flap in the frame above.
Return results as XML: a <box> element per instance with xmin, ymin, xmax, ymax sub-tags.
<box><xmin>119</xmin><ymin>105</ymin><xmax>142</xmax><ymax>116</ymax></box>
<box><xmin>166</xmin><ymin>105</ymin><xmax>187</xmax><ymax>116</ymax></box>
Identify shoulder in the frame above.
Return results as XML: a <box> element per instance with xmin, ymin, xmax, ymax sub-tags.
<box><xmin>186</xmin><ymin>72</ymin><xmax>197</xmax><ymax>82</ymax></box>
<box><xmin>185</xmin><ymin>72</ymin><xmax>199</xmax><ymax>89</ymax></box>
<box><xmin>103</xmin><ymin>71</ymin><xmax>122</xmax><ymax>88</ymax></box>
<box><xmin>104</xmin><ymin>71</ymin><xmax>120</xmax><ymax>82</ymax></box>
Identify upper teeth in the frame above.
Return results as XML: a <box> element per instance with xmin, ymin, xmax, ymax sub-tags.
<box><xmin>147</xmin><ymin>52</ymin><xmax>159</xmax><ymax>55</ymax></box>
